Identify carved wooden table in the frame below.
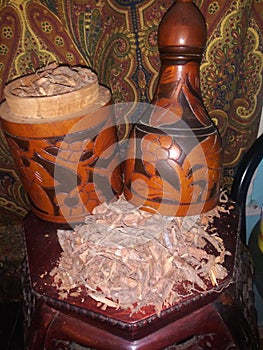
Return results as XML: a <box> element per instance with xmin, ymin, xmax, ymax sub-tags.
<box><xmin>22</xmin><ymin>202</ymin><xmax>259</xmax><ymax>350</ymax></box>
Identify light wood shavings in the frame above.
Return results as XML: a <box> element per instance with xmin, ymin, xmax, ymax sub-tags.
<box><xmin>11</xmin><ymin>62</ymin><xmax>97</xmax><ymax>97</ymax></box>
<box><xmin>50</xmin><ymin>195</ymin><xmax>232</xmax><ymax>316</ymax></box>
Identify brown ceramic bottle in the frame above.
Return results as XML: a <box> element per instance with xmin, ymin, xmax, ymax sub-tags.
<box><xmin>123</xmin><ymin>0</ymin><xmax>223</xmax><ymax>216</ymax></box>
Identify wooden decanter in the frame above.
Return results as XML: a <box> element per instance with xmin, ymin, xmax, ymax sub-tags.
<box><xmin>123</xmin><ymin>0</ymin><xmax>223</xmax><ymax>216</ymax></box>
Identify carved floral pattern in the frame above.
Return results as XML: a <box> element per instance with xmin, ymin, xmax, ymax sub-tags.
<box><xmin>0</xmin><ymin>0</ymin><xmax>263</xmax><ymax>214</ymax></box>
<box><xmin>3</xmin><ymin>118</ymin><xmax>122</xmax><ymax>223</ymax></box>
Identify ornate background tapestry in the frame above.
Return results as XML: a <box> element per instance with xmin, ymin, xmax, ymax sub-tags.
<box><xmin>0</xmin><ymin>0</ymin><xmax>263</xmax><ymax>216</ymax></box>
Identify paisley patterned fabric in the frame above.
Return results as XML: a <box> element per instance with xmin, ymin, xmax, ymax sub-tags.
<box><xmin>0</xmin><ymin>0</ymin><xmax>263</xmax><ymax>216</ymax></box>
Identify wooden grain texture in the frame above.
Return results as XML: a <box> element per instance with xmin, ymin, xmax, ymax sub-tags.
<box><xmin>123</xmin><ymin>0</ymin><xmax>223</xmax><ymax>216</ymax></box>
<box><xmin>22</xmin><ymin>202</ymin><xmax>259</xmax><ymax>349</ymax></box>
<box><xmin>3</xmin><ymin>66</ymin><xmax>99</xmax><ymax>118</ymax></box>
<box><xmin>0</xmin><ymin>73</ymin><xmax>123</xmax><ymax>223</ymax></box>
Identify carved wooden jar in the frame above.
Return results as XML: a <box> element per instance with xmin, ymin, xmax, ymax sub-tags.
<box><xmin>124</xmin><ymin>0</ymin><xmax>222</xmax><ymax>216</ymax></box>
<box><xmin>0</xmin><ymin>67</ymin><xmax>122</xmax><ymax>223</ymax></box>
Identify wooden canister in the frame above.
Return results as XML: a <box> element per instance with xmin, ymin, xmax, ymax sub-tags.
<box><xmin>0</xmin><ymin>70</ymin><xmax>123</xmax><ymax>223</ymax></box>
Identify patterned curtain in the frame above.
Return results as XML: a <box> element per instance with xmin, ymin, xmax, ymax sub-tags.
<box><xmin>0</xmin><ymin>0</ymin><xmax>263</xmax><ymax>215</ymax></box>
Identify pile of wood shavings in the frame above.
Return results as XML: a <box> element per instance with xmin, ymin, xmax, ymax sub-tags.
<box><xmin>12</xmin><ymin>62</ymin><xmax>97</xmax><ymax>97</ymax></box>
<box><xmin>50</xmin><ymin>195</ymin><xmax>232</xmax><ymax>316</ymax></box>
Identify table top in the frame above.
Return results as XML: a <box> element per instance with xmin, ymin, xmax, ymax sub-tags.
<box><xmin>23</xmin><ymin>200</ymin><xmax>239</xmax><ymax>340</ymax></box>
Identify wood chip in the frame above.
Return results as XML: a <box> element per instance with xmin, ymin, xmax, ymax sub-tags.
<box><xmin>50</xmin><ymin>194</ymin><xmax>231</xmax><ymax>316</ymax></box>
<box><xmin>12</xmin><ymin>62</ymin><xmax>97</xmax><ymax>97</ymax></box>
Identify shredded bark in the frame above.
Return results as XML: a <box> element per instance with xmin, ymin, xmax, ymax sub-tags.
<box><xmin>50</xmin><ymin>194</ymin><xmax>232</xmax><ymax>316</ymax></box>
<box><xmin>11</xmin><ymin>62</ymin><xmax>97</xmax><ymax>97</ymax></box>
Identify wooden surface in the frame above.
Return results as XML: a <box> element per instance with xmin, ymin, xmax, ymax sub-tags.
<box><xmin>22</xmin><ymin>202</ymin><xmax>259</xmax><ymax>349</ymax></box>
<box><xmin>0</xmin><ymin>93</ymin><xmax>123</xmax><ymax>224</ymax></box>
<box><xmin>123</xmin><ymin>0</ymin><xmax>222</xmax><ymax>216</ymax></box>
<box><xmin>24</xmin><ymin>205</ymin><xmax>237</xmax><ymax>330</ymax></box>
<box><xmin>3</xmin><ymin>73</ymin><xmax>99</xmax><ymax>118</ymax></box>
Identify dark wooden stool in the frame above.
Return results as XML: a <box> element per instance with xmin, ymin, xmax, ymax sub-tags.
<box><xmin>22</xmin><ymin>203</ymin><xmax>259</xmax><ymax>350</ymax></box>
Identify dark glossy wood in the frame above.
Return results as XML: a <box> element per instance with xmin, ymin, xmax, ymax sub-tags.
<box><xmin>22</xmin><ymin>202</ymin><xmax>259</xmax><ymax>349</ymax></box>
<box><xmin>124</xmin><ymin>0</ymin><xmax>222</xmax><ymax>216</ymax></box>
